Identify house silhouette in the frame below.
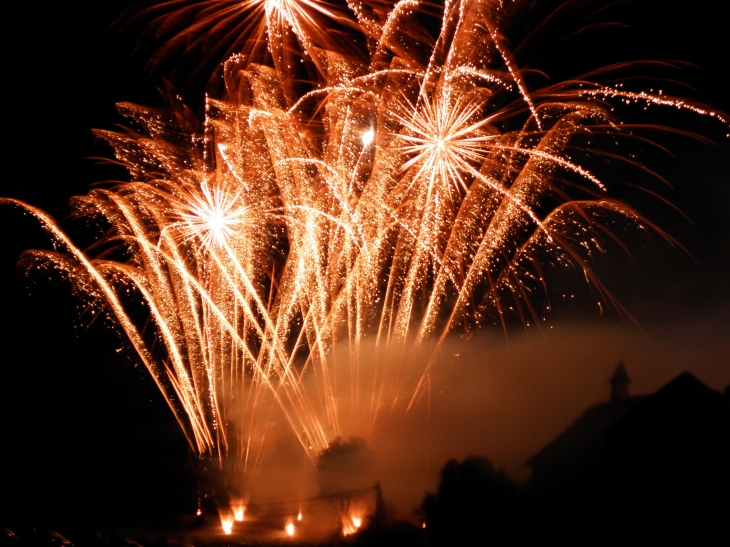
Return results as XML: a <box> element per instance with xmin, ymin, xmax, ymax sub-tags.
<box><xmin>527</xmin><ymin>361</ymin><xmax>645</xmax><ymax>494</ymax></box>
<box><xmin>525</xmin><ymin>364</ymin><xmax>729</xmax><ymax>541</ymax></box>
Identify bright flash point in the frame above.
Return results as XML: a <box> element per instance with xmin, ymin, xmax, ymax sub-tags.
<box><xmin>297</xmin><ymin>512</ymin><xmax>302</xmax><ymax>521</ymax></box>
<box><xmin>221</xmin><ymin>517</ymin><xmax>234</xmax><ymax>535</ymax></box>
<box><xmin>179</xmin><ymin>183</ymin><xmax>245</xmax><ymax>248</ymax></box>
<box><xmin>285</xmin><ymin>522</ymin><xmax>295</xmax><ymax>536</ymax></box>
<box><xmin>353</xmin><ymin>517</ymin><xmax>362</xmax><ymax>528</ymax></box>
<box><xmin>362</xmin><ymin>128</ymin><xmax>374</xmax><ymax>147</ymax></box>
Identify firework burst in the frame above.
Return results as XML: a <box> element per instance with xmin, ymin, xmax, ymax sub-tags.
<box><xmin>6</xmin><ymin>0</ymin><xmax>727</xmax><ymax>528</ymax></box>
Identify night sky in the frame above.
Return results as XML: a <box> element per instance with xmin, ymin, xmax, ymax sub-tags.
<box><xmin>1</xmin><ymin>0</ymin><xmax>728</xmax><ymax>529</ymax></box>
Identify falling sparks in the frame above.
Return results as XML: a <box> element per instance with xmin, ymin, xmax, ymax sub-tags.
<box><xmin>6</xmin><ymin>0</ymin><xmax>726</xmax><ymax>523</ymax></box>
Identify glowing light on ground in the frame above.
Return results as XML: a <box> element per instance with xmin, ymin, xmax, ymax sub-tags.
<box><xmin>342</xmin><ymin>510</ymin><xmax>364</xmax><ymax>536</ymax></box>
<box><xmin>221</xmin><ymin>515</ymin><xmax>234</xmax><ymax>535</ymax></box>
<box><xmin>232</xmin><ymin>501</ymin><xmax>245</xmax><ymax>521</ymax></box>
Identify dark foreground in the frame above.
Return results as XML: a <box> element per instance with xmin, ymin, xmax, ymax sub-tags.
<box><xmin>1</xmin><ymin>520</ymin><xmax>427</xmax><ymax>547</ymax></box>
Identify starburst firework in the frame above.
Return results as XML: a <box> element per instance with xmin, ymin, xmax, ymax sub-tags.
<box><xmin>176</xmin><ymin>182</ymin><xmax>247</xmax><ymax>247</ymax></box>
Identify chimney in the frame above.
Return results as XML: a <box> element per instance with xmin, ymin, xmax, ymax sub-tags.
<box><xmin>609</xmin><ymin>361</ymin><xmax>631</xmax><ymax>401</ymax></box>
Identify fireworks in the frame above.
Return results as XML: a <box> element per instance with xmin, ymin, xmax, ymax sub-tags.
<box><xmin>4</xmin><ymin>0</ymin><xmax>726</xmax><ymax>532</ymax></box>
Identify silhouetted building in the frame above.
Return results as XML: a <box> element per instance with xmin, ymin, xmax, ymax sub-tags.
<box><xmin>605</xmin><ymin>372</ymin><xmax>730</xmax><ymax>519</ymax></box>
<box><xmin>526</xmin><ymin>361</ymin><xmax>645</xmax><ymax>494</ymax></box>
<box><xmin>525</xmin><ymin>365</ymin><xmax>730</xmax><ymax>541</ymax></box>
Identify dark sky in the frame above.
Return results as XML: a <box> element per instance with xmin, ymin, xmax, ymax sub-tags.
<box><xmin>1</xmin><ymin>0</ymin><xmax>728</xmax><ymax>528</ymax></box>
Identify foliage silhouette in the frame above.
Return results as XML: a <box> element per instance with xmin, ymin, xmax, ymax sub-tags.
<box><xmin>422</xmin><ymin>457</ymin><xmax>519</xmax><ymax>545</ymax></box>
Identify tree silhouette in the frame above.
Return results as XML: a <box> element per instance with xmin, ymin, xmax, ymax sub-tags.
<box><xmin>422</xmin><ymin>457</ymin><xmax>518</xmax><ymax>545</ymax></box>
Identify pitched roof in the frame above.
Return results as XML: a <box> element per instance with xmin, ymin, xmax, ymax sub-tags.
<box><xmin>526</xmin><ymin>395</ymin><xmax>644</xmax><ymax>468</ymax></box>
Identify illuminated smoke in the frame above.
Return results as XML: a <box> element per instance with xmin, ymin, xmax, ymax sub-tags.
<box><xmin>317</xmin><ymin>437</ymin><xmax>376</xmax><ymax>495</ymax></box>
